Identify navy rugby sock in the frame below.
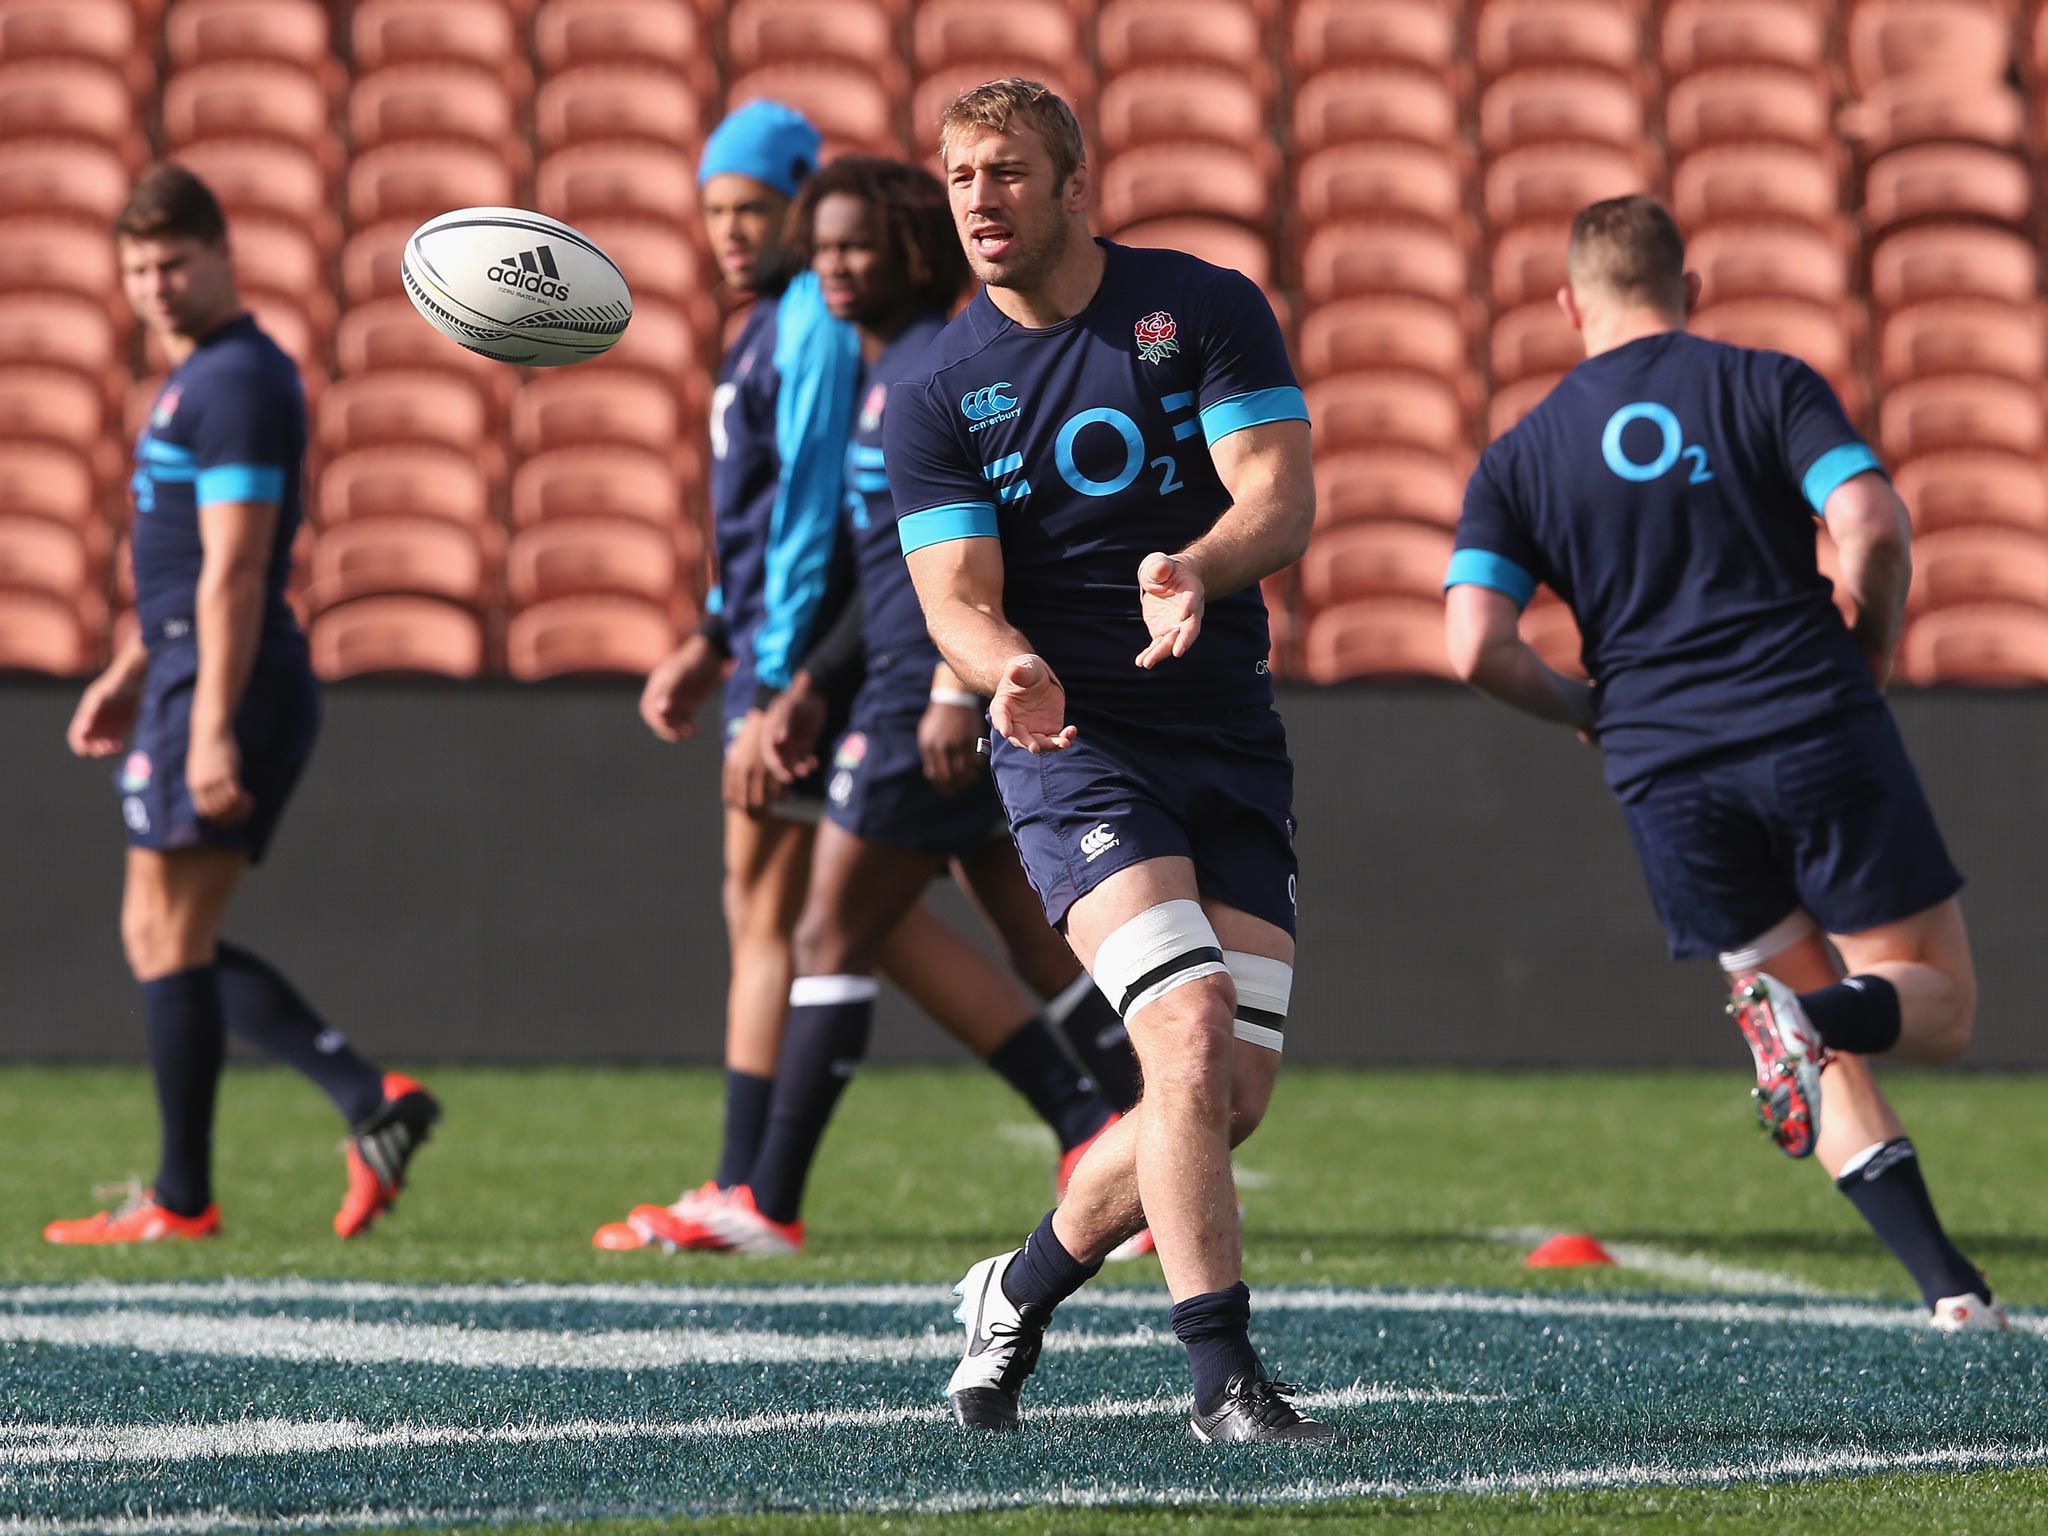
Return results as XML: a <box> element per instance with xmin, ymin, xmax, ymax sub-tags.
<box><xmin>1047</xmin><ymin>974</ymin><xmax>1142</xmax><ymax>1112</ymax></box>
<box><xmin>1171</xmin><ymin>1282</ymin><xmax>1264</xmax><ymax>1414</ymax></box>
<box><xmin>714</xmin><ymin>1069</ymin><xmax>775</xmax><ymax>1190</ymax></box>
<box><xmin>1001</xmin><ymin>1208</ymin><xmax>1101</xmax><ymax>1312</ymax></box>
<box><xmin>1798</xmin><ymin>975</ymin><xmax>1903</xmax><ymax>1055</ymax></box>
<box><xmin>143</xmin><ymin>965</ymin><xmax>226</xmax><ymax>1217</ymax></box>
<box><xmin>745</xmin><ymin>977</ymin><xmax>875</xmax><ymax>1225</ymax></box>
<box><xmin>1836</xmin><ymin>1139</ymin><xmax>1988</xmax><ymax>1309</ymax></box>
<box><xmin>214</xmin><ymin>943</ymin><xmax>386</xmax><ymax>1126</ymax></box>
<box><xmin>987</xmin><ymin>1014</ymin><xmax>1114</xmax><ymax>1152</ymax></box>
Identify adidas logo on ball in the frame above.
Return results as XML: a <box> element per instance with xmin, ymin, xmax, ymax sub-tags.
<box><xmin>486</xmin><ymin>244</ymin><xmax>572</xmax><ymax>300</ymax></box>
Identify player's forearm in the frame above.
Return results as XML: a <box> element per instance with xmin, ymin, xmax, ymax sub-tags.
<box><xmin>925</xmin><ymin>600</ymin><xmax>1038</xmax><ymax>698</ymax></box>
<box><xmin>190</xmin><ymin>561</ymin><xmax>264</xmax><ymax>736</ymax></box>
<box><xmin>1462</xmin><ymin>635</ymin><xmax>1595</xmax><ymax>730</ymax></box>
<box><xmin>1839</xmin><ymin>536</ymin><xmax>1910</xmax><ymax>665</ymax></box>
<box><xmin>1175</xmin><ymin>467</ymin><xmax>1314</xmax><ymax>598</ymax></box>
<box><xmin>103</xmin><ymin>635</ymin><xmax>151</xmax><ymax>696</ymax></box>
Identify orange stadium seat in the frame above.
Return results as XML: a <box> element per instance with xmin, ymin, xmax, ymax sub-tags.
<box><xmin>1303</xmin><ymin>219</ymin><xmax>1470</xmax><ymax>307</ymax></box>
<box><xmin>1292</xmin><ymin>0</ymin><xmax>1459</xmax><ymax>75</ymax></box>
<box><xmin>505</xmin><ymin>594</ymin><xmax>679</xmax><ymax>680</ymax></box>
<box><xmin>1314</xmin><ymin>446</ymin><xmax>1470</xmax><ymax>531</ymax></box>
<box><xmin>1899</xmin><ymin>605</ymin><xmax>2048</xmax><ymax>685</ymax></box>
<box><xmin>349</xmin><ymin>140</ymin><xmax>517</xmax><ymax>227</ymax></box>
<box><xmin>1663</xmin><ymin>66</ymin><xmax>1833</xmax><ymax>154</ymax></box>
<box><xmin>351</xmin><ymin>0</ymin><xmax>525</xmax><ymax>82</ymax></box>
<box><xmin>1100</xmin><ymin>144</ymin><xmax>1275</xmax><ymax>231</ymax></box>
<box><xmin>534</xmin><ymin>140</ymin><xmax>695</xmax><ymax>225</ymax></box>
<box><xmin>333</xmin><ymin>298</ymin><xmax>516</xmax><ymax>408</ymax></box>
<box><xmin>165</xmin><ymin>0</ymin><xmax>332</xmax><ymax>74</ymax></box>
<box><xmin>0</xmin><ymin>138</ymin><xmax>131</xmax><ymax>221</ymax></box>
<box><xmin>1489</xmin><ymin>372</ymin><xmax>1563</xmax><ymax>438</ymax></box>
<box><xmin>317</xmin><ymin>371</ymin><xmax>491</xmax><ymax>457</ymax></box>
<box><xmin>0</xmin><ymin>591</ymin><xmax>97</xmax><ymax>674</ymax></box>
<box><xmin>306</xmin><ymin>516</ymin><xmax>494</xmax><ymax>613</ymax></box>
<box><xmin>1661</xmin><ymin>0</ymin><xmax>1827</xmax><ymax>77</ymax></box>
<box><xmin>726</xmin><ymin>65</ymin><xmax>899</xmax><ymax>155</ymax></box>
<box><xmin>1869</xmin><ymin>225</ymin><xmax>2039</xmax><ymax>308</ymax></box>
<box><xmin>1484</xmin><ymin>144</ymin><xmax>1652</xmax><ymax>230</ymax></box>
<box><xmin>1519</xmin><ymin>598</ymin><xmax>1586</xmax><ymax>676</ymax></box>
<box><xmin>534</xmin><ymin>0</ymin><xmax>707</xmax><ymax>74</ymax></box>
<box><xmin>914</xmin><ymin>0</ymin><xmax>1079</xmax><ymax>78</ymax></box>
<box><xmin>349</xmin><ymin>65</ymin><xmax>520</xmax><ymax>157</ymax></box>
<box><xmin>1299</xmin><ymin>521</ymin><xmax>1455</xmax><ymax>609</ymax></box>
<box><xmin>161</xmin><ymin>62</ymin><xmax>330</xmax><ymax>156</ymax></box>
<box><xmin>1293</xmin><ymin>67</ymin><xmax>1460</xmax><ymax>154</ymax></box>
<box><xmin>1115</xmin><ymin>218</ymin><xmax>1280</xmax><ymax>303</ymax></box>
<box><xmin>1473</xmin><ymin>0</ymin><xmax>1643</xmax><ymax>80</ymax></box>
<box><xmin>309</xmin><ymin>596</ymin><xmax>486</xmax><ymax>679</ymax></box>
<box><xmin>1488</xmin><ymin>221</ymin><xmax>1569</xmax><ymax>309</ymax></box>
<box><xmin>0</xmin><ymin>290</ymin><xmax>124</xmax><ymax>388</ymax></box>
<box><xmin>1862</xmin><ymin>146</ymin><xmax>2032</xmax><ymax>237</ymax></box>
<box><xmin>1881</xmin><ymin>375</ymin><xmax>2047</xmax><ymax>462</ymax></box>
<box><xmin>1894</xmin><ymin>450</ymin><xmax>2048</xmax><ymax>536</ymax></box>
<box><xmin>1689</xmin><ymin>221</ymin><xmax>1851</xmax><ymax>305</ymax></box>
<box><xmin>1298</xmin><ymin>296</ymin><xmax>1468</xmax><ymax>383</ymax></box>
<box><xmin>1847</xmin><ymin>0</ymin><xmax>2009</xmax><ymax>93</ymax></box>
<box><xmin>1907</xmin><ymin>526</ymin><xmax>2048</xmax><ymax>615</ymax></box>
<box><xmin>174</xmin><ymin>136</ymin><xmax>332</xmax><ymax>230</ymax></box>
<box><xmin>534</xmin><ymin>67</ymin><xmax>705</xmax><ymax>153</ymax></box>
<box><xmin>0</xmin><ymin>366</ymin><xmax>101</xmax><ymax>444</ymax></box>
<box><xmin>506</xmin><ymin>517</ymin><xmax>681</xmax><ymax>606</ymax></box>
<box><xmin>1306</xmin><ymin>372</ymin><xmax>1468</xmax><ymax>455</ymax></box>
<box><xmin>729</xmin><ymin>0</ymin><xmax>895</xmax><ymax>72</ymax></box>
<box><xmin>575</xmin><ymin>218</ymin><xmax>708</xmax><ymax>309</ymax></box>
<box><xmin>229</xmin><ymin>215</ymin><xmax>324</xmax><ymax>306</ymax></box>
<box><xmin>1302</xmin><ymin>597</ymin><xmax>1456</xmax><ymax>682</ymax></box>
<box><xmin>590</xmin><ymin>297</ymin><xmax>703</xmax><ymax>385</ymax></box>
<box><xmin>1479</xmin><ymin>69</ymin><xmax>1645</xmax><ymax>152</ymax></box>
<box><xmin>0</xmin><ymin>0</ymin><xmax>139</xmax><ymax>75</ymax></box>
<box><xmin>1692</xmin><ymin>298</ymin><xmax>1859</xmax><ymax>412</ymax></box>
<box><xmin>1881</xmin><ymin>299</ymin><xmax>2046</xmax><ymax>386</ymax></box>
<box><xmin>340</xmin><ymin>220</ymin><xmax>412</xmax><ymax>304</ymax></box>
<box><xmin>0</xmin><ymin>216</ymin><xmax>117</xmax><ymax>300</ymax></box>
<box><xmin>0</xmin><ymin>60</ymin><xmax>135</xmax><ymax>152</ymax></box>
<box><xmin>511</xmin><ymin>445</ymin><xmax>685</xmax><ymax>527</ymax></box>
<box><xmin>1671</xmin><ymin>144</ymin><xmax>1838</xmax><ymax>230</ymax></box>
<box><xmin>510</xmin><ymin>372</ymin><xmax>681</xmax><ymax>457</ymax></box>
<box><xmin>316</xmin><ymin>445</ymin><xmax>494</xmax><ymax>529</ymax></box>
<box><xmin>0</xmin><ymin>441</ymin><xmax>98</xmax><ymax>527</ymax></box>
<box><xmin>1840</xmin><ymin>76</ymin><xmax>2025</xmax><ymax>159</ymax></box>
<box><xmin>1296</xmin><ymin>142</ymin><xmax>1466</xmax><ymax>229</ymax></box>
<box><xmin>1099</xmin><ymin>0</ymin><xmax>1269</xmax><ymax>81</ymax></box>
<box><xmin>911</xmin><ymin>66</ymin><xmax>1089</xmax><ymax>142</ymax></box>
<box><xmin>1490</xmin><ymin>301</ymin><xmax>1583</xmax><ymax>386</ymax></box>
<box><xmin>0</xmin><ymin>514</ymin><xmax>97</xmax><ymax>599</ymax></box>
<box><xmin>1100</xmin><ymin>68</ymin><xmax>1266</xmax><ymax>156</ymax></box>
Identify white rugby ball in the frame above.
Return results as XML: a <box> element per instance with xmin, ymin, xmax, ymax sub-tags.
<box><xmin>401</xmin><ymin>207</ymin><xmax>632</xmax><ymax>367</ymax></box>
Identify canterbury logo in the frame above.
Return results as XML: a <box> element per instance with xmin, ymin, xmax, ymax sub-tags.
<box><xmin>1080</xmin><ymin>822</ymin><xmax>1119</xmax><ymax>862</ymax></box>
<box><xmin>486</xmin><ymin>245</ymin><xmax>572</xmax><ymax>300</ymax></box>
<box><xmin>959</xmin><ymin>382</ymin><xmax>1019</xmax><ymax>421</ymax></box>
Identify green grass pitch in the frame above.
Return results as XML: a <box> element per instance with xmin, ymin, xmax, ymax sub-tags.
<box><xmin>2</xmin><ymin>1064</ymin><xmax>2044</xmax><ymax>1535</ymax></box>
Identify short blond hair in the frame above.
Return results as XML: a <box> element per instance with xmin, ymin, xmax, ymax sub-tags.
<box><xmin>938</xmin><ymin>78</ymin><xmax>1086</xmax><ymax>187</ymax></box>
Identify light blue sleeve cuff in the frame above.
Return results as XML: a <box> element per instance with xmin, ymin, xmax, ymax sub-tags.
<box><xmin>1443</xmin><ymin>548</ymin><xmax>1537</xmax><ymax>608</ymax></box>
<box><xmin>195</xmin><ymin>464</ymin><xmax>285</xmax><ymax>505</ymax></box>
<box><xmin>1801</xmin><ymin>442</ymin><xmax>1882</xmax><ymax>515</ymax></box>
<box><xmin>706</xmin><ymin>584</ymin><xmax>723</xmax><ymax>617</ymax></box>
<box><xmin>1199</xmin><ymin>386</ymin><xmax>1309</xmax><ymax>445</ymax></box>
<box><xmin>898</xmin><ymin>502</ymin><xmax>999</xmax><ymax>555</ymax></box>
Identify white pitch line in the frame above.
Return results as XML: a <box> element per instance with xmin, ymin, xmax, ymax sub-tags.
<box><xmin>1486</xmin><ymin>1225</ymin><xmax>1829</xmax><ymax>1298</ymax></box>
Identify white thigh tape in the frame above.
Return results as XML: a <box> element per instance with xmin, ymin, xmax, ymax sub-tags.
<box><xmin>1090</xmin><ymin>898</ymin><xmax>1228</xmax><ymax>1020</ymax></box>
<box><xmin>1223</xmin><ymin>949</ymin><xmax>1291</xmax><ymax>1053</ymax></box>
<box><xmin>789</xmin><ymin>974</ymin><xmax>880</xmax><ymax>1007</ymax></box>
<box><xmin>1717</xmin><ymin>908</ymin><xmax>1818</xmax><ymax>973</ymax></box>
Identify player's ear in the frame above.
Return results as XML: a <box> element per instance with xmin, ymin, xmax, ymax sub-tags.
<box><xmin>1681</xmin><ymin>269</ymin><xmax>1704</xmax><ymax>317</ymax></box>
<box><xmin>1557</xmin><ymin>283</ymin><xmax>1583</xmax><ymax>332</ymax></box>
<box><xmin>1064</xmin><ymin>161</ymin><xmax>1091</xmax><ymax>214</ymax></box>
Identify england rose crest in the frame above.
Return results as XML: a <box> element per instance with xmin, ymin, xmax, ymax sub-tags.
<box><xmin>1133</xmin><ymin>310</ymin><xmax>1179</xmax><ymax>364</ymax></box>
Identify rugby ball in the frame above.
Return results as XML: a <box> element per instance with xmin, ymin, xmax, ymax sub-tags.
<box><xmin>400</xmin><ymin>207</ymin><xmax>632</xmax><ymax>367</ymax></box>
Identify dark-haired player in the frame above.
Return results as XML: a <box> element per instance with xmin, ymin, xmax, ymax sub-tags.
<box><xmin>1445</xmin><ymin>194</ymin><xmax>2002</xmax><ymax>1332</ymax></box>
<box><xmin>889</xmin><ymin>82</ymin><xmax>1336</xmax><ymax>1441</ymax></box>
<box><xmin>49</xmin><ymin>165</ymin><xmax>438</xmax><ymax>1244</ymax></box>
<box><xmin>670</xmin><ymin>155</ymin><xmax>1143</xmax><ymax>1255</ymax></box>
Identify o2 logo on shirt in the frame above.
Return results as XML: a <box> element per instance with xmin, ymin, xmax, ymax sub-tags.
<box><xmin>1053</xmin><ymin>406</ymin><xmax>1184</xmax><ymax>499</ymax></box>
<box><xmin>708</xmin><ymin>381</ymin><xmax>737</xmax><ymax>461</ymax></box>
<box><xmin>1601</xmin><ymin>402</ymin><xmax>1713</xmax><ymax>486</ymax></box>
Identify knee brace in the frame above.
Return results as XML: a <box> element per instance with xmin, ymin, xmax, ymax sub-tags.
<box><xmin>1089</xmin><ymin>899</ymin><xmax>1228</xmax><ymax>1021</ymax></box>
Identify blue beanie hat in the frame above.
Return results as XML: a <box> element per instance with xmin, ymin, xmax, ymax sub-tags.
<box><xmin>698</xmin><ymin>100</ymin><xmax>822</xmax><ymax>199</ymax></box>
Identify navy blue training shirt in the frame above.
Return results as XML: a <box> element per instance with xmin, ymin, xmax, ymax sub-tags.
<box><xmin>844</xmin><ymin>311</ymin><xmax>949</xmax><ymax>692</ymax></box>
<box><xmin>130</xmin><ymin>313</ymin><xmax>305</xmax><ymax>649</ymax></box>
<box><xmin>1448</xmin><ymin>330</ymin><xmax>1886</xmax><ymax>787</ymax></box>
<box><xmin>884</xmin><ymin>241</ymin><xmax>1307</xmax><ymax>718</ymax></box>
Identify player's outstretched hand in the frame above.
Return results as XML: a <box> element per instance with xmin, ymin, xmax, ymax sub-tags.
<box><xmin>990</xmin><ymin>654</ymin><xmax>1076</xmax><ymax>755</ymax></box>
<box><xmin>919</xmin><ymin>696</ymin><xmax>984</xmax><ymax>793</ymax></box>
<box><xmin>187</xmin><ymin>728</ymin><xmax>253</xmax><ymax>824</ymax></box>
<box><xmin>639</xmin><ymin>635</ymin><xmax>722</xmax><ymax>743</ymax></box>
<box><xmin>65</xmin><ymin>673</ymin><xmax>141</xmax><ymax>758</ymax></box>
<box><xmin>1135</xmin><ymin>552</ymin><xmax>1204</xmax><ymax>668</ymax></box>
<box><xmin>762</xmin><ymin>680</ymin><xmax>827</xmax><ymax>785</ymax></box>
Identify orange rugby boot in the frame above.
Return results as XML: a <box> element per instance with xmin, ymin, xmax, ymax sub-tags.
<box><xmin>335</xmin><ymin>1072</ymin><xmax>442</xmax><ymax>1237</ymax></box>
<box><xmin>45</xmin><ymin>1188</ymin><xmax>220</xmax><ymax>1244</ymax></box>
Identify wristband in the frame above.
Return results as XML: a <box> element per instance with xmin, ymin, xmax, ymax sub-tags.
<box><xmin>929</xmin><ymin>688</ymin><xmax>982</xmax><ymax>709</ymax></box>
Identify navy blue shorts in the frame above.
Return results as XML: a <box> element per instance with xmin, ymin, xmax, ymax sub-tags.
<box><xmin>823</xmin><ymin>688</ymin><xmax>1006</xmax><ymax>860</ymax></box>
<box><xmin>991</xmin><ymin>706</ymin><xmax>1298</xmax><ymax>935</ymax></box>
<box><xmin>1616</xmin><ymin>706</ymin><xmax>1965</xmax><ymax>960</ymax></box>
<box><xmin>116</xmin><ymin>638</ymin><xmax>320</xmax><ymax>865</ymax></box>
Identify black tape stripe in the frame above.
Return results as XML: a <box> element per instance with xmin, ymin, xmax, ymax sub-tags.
<box><xmin>1117</xmin><ymin>946</ymin><xmax>1224</xmax><ymax>1017</ymax></box>
<box><xmin>1235</xmin><ymin>1004</ymin><xmax>1286</xmax><ymax>1032</ymax></box>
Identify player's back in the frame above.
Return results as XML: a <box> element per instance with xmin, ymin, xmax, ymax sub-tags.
<box><xmin>1458</xmin><ymin>330</ymin><xmax>1882</xmax><ymax>784</ymax></box>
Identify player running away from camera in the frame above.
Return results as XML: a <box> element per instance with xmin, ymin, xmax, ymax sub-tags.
<box><xmin>889</xmin><ymin>80</ymin><xmax>1339</xmax><ymax>1441</ymax></box>
<box><xmin>49</xmin><ymin>165</ymin><xmax>438</xmax><ymax>1246</ymax></box>
<box><xmin>1445</xmin><ymin>195</ymin><xmax>2002</xmax><ymax>1331</ymax></box>
<box><xmin>606</xmin><ymin>106</ymin><xmax>1119</xmax><ymax>1254</ymax></box>
<box><xmin>671</xmin><ymin>155</ymin><xmax>1148</xmax><ymax>1256</ymax></box>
